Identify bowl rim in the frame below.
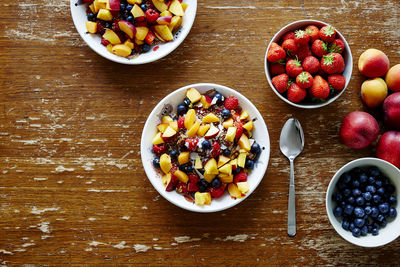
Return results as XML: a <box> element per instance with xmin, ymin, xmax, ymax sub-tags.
<box><xmin>264</xmin><ymin>19</ymin><xmax>353</xmax><ymax>109</ymax></box>
<box><xmin>325</xmin><ymin>157</ymin><xmax>400</xmax><ymax>247</ymax></box>
<box><xmin>140</xmin><ymin>83</ymin><xmax>270</xmax><ymax>213</ymax></box>
<box><xmin>69</xmin><ymin>0</ymin><xmax>197</xmax><ymax>65</ymax></box>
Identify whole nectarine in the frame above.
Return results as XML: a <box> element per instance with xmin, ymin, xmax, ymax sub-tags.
<box><xmin>383</xmin><ymin>92</ymin><xmax>400</xmax><ymax>130</ymax></box>
<box><xmin>358</xmin><ymin>49</ymin><xmax>390</xmax><ymax>78</ymax></box>
<box><xmin>376</xmin><ymin>131</ymin><xmax>400</xmax><ymax>168</ymax></box>
<box><xmin>386</xmin><ymin>64</ymin><xmax>400</xmax><ymax>92</ymax></box>
<box><xmin>360</xmin><ymin>78</ymin><xmax>388</xmax><ymax>107</ymax></box>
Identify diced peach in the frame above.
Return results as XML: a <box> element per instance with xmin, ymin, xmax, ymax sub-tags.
<box><xmin>157</xmin><ymin>123</ymin><xmax>169</xmax><ymax>133</ymax></box>
<box><xmin>187</xmin><ymin>120</ymin><xmax>200</xmax><ymax>138</ymax></box>
<box><xmin>94</xmin><ymin>0</ymin><xmax>106</xmax><ymax>13</ymax></box>
<box><xmin>169</xmin><ymin>16</ymin><xmax>183</xmax><ymax>32</ymax></box>
<box><xmin>195</xmin><ymin>192</ymin><xmax>211</xmax><ymax>206</ymax></box>
<box><xmin>186</xmin><ymin>88</ymin><xmax>202</xmax><ymax>103</ymax></box>
<box><xmin>97</xmin><ymin>9</ymin><xmax>113</xmax><ymax>21</ymax></box>
<box><xmin>218</xmin><ymin>163</ymin><xmax>232</xmax><ymax>175</ymax></box>
<box><xmin>204</xmin><ymin>125</ymin><xmax>219</xmax><ymax>139</ymax></box>
<box><xmin>162</xmin><ymin>126</ymin><xmax>177</xmax><ymax>138</ymax></box>
<box><xmin>228</xmin><ymin>183</ymin><xmax>242</xmax><ymax>199</ymax></box>
<box><xmin>118</xmin><ymin>20</ymin><xmax>136</xmax><ymax>39</ymax></box>
<box><xmin>218</xmin><ymin>155</ymin><xmax>230</xmax><ymax>168</ymax></box>
<box><xmin>238</xmin><ymin>134</ymin><xmax>251</xmax><ymax>151</ymax></box>
<box><xmin>195</xmin><ymin>157</ymin><xmax>202</xmax><ymax>169</ymax></box>
<box><xmin>243</xmin><ymin>120</ymin><xmax>253</xmax><ymax>131</ymax></box>
<box><xmin>178</xmin><ymin>151</ymin><xmax>189</xmax><ymax>165</ymax></box>
<box><xmin>161</xmin><ymin>115</ymin><xmax>173</xmax><ymax>124</ymax></box>
<box><xmin>174</xmin><ymin>170</ymin><xmax>189</xmax><ymax>183</ymax></box>
<box><xmin>160</xmin><ymin>10</ymin><xmax>173</xmax><ymax>17</ymax></box>
<box><xmin>85</xmin><ymin>21</ymin><xmax>97</xmax><ymax>33</ymax></box>
<box><xmin>135</xmin><ymin>38</ymin><xmax>144</xmax><ymax>45</ymax></box>
<box><xmin>106</xmin><ymin>43</ymin><xmax>113</xmax><ymax>53</ymax></box>
<box><xmin>127</xmin><ymin>0</ymin><xmax>142</xmax><ymax>4</ymax></box>
<box><xmin>160</xmin><ymin>153</ymin><xmax>172</xmax><ymax>174</ymax></box>
<box><xmin>181</xmin><ymin>2</ymin><xmax>188</xmax><ymax>11</ymax></box>
<box><xmin>223</xmin><ymin>118</ymin><xmax>233</xmax><ymax>128</ymax></box>
<box><xmin>135</xmin><ymin>26</ymin><xmax>149</xmax><ymax>41</ymax></box>
<box><xmin>197</xmin><ymin>124</ymin><xmax>210</xmax><ymax>137</ymax></box>
<box><xmin>154</xmin><ymin>25</ymin><xmax>173</xmax><ymax>41</ymax></box>
<box><xmin>156</xmin><ymin>16</ymin><xmax>172</xmax><ymax>25</ymax></box>
<box><xmin>169</xmin><ymin>121</ymin><xmax>178</xmax><ymax>131</ymax></box>
<box><xmin>103</xmin><ymin>29</ymin><xmax>121</xmax><ymax>44</ymax></box>
<box><xmin>89</xmin><ymin>3</ymin><xmax>97</xmax><ymax>14</ymax></box>
<box><xmin>237</xmin><ymin>182</ymin><xmax>249</xmax><ymax>194</ymax></box>
<box><xmin>219</xmin><ymin>174</ymin><xmax>233</xmax><ymax>183</ymax></box>
<box><xmin>203</xmin><ymin>173</ymin><xmax>216</xmax><ymax>183</ymax></box>
<box><xmin>123</xmin><ymin>39</ymin><xmax>134</xmax><ymax>49</ymax></box>
<box><xmin>358</xmin><ymin>48</ymin><xmax>390</xmax><ymax>78</ymax></box>
<box><xmin>106</xmin><ymin>0</ymin><xmax>120</xmax><ymax>11</ymax></box>
<box><xmin>112</xmin><ymin>44</ymin><xmax>132</xmax><ymax>57</ymax></box>
<box><xmin>200</xmin><ymin>95</ymin><xmax>211</xmax><ymax>109</ymax></box>
<box><xmin>204</xmin><ymin>158</ymin><xmax>218</xmax><ymax>175</ymax></box>
<box><xmin>131</xmin><ymin>4</ymin><xmax>145</xmax><ymax>18</ymax></box>
<box><xmin>184</xmin><ymin>109</ymin><xmax>196</xmax><ymax>129</ymax></box>
<box><xmin>225</xmin><ymin>126</ymin><xmax>236</xmax><ymax>142</ymax></box>
<box><xmin>151</xmin><ymin>0</ymin><xmax>168</xmax><ymax>12</ymax></box>
<box><xmin>238</xmin><ymin>153</ymin><xmax>246</xmax><ymax>168</ymax></box>
<box><xmin>202</xmin><ymin>113</ymin><xmax>219</xmax><ymax>123</ymax></box>
<box><xmin>152</xmin><ymin>132</ymin><xmax>164</xmax><ymax>145</ymax></box>
<box><xmin>240</xmin><ymin>111</ymin><xmax>249</xmax><ymax>120</ymax></box>
<box><xmin>169</xmin><ymin>0</ymin><xmax>185</xmax><ymax>16</ymax></box>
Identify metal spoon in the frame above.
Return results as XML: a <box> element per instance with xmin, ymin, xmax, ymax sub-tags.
<box><xmin>279</xmin><ymin>118</ymin><xmax>304</xmax><ymax>237</ymax></box>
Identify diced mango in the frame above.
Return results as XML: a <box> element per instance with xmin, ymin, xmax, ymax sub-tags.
<box><xmin>161</xmin><ymin>115</ymin><xmax>173</xmax><ymax>124</ymax></box>
<box><xmin>238</xmin><ymin>153</ymin><xmax>246</xmax><ymax>168</ymax></box>
<box><xmin>223</xmin><ymin>118</ymin><xmax>234</xmax><ymax>128</ymax></box>
<box><xmin>195</xmin><ymin>192</ymin><xmax>211</xmax><ymax>206</ymax></box>
<box><xmin>225</xmin><ymin>126</ymin><xmax>236</xmax><ymax>142</ymax></box>
<box><xmin>184</xmin><ymin>109</ymin><xmax>196</xmax><ymax>129</ymax></box>
<box><xmin>243</xmin><ymin>120</ymin><xmax>253</xmax><ymax>131</ymax></box>
<box><xmin>97</xmin><ymin>9</ymin><xmax>113</xmax><ymax>21</ymax></box>
<box><xmin>186</xmin><ymin>88</ymin><xmax>202</xmax><ymax>103</ymax></box>
<box><xmin>240</xmin><ymin>111</ymin><xmax>249</xmax><ymax>120</ymax></box>
<box><xmin>94</xmin><ymin>0</ymin><xmax>106</xmax><ymax>13</ymax></box>
<box><xmin>219</xmin><ymin>174</ymin><xmax>233</xmax><ymax>183</ymax></box>
<box><xmin>160</xmin><ymin>153</ymin><xmax>172</xmax><ymax>174</ymax></box>
<box><xmin>218</xmin><ymin>155</ymin><xmax>230</xmax><ymax>168</ymax></box>
<box><xmin>85</xmin><ymin>21</ymin><xmax>97</xmax><ymax>33</ymax></box>
<box><xmin>204</xmin><ymin>158</ymin><xmax>218</xmax><ymax>175</ymax></box>
<box><xmin>187</xmin><ymin>120</ymin><xmax>200</xmax><ymax>138</ymax></box>
<box><xmin>131</xmin><ymin>4</ymin><xmax>145</xmax><ymax>18</ymax></box>
<box><xmin>203</xmin><ymin>173</ymin><xmax>216</xmax><ymax>183</ymax></box>
<box><xmin>200</xmin><ymin>95</ymin><xmax>211</xmax><ymax>109</ymax></box>
<box><xmin>174</xmin><ymin>170</ymin><xmax>189</xmax><ymax>183</ymax></box>
<box><xmin>178</xmin><ymin>151</ymin><xmax>190</xmax><ymax>165</ymax></box>
<box><xmin>202</xmin><ymin>113</ymin><xmax>219</xmax><ymax>123</ymax></box>
<box><xmin>152</xmin><ymin>132</ymin><xmax>164</xmax><ymax>145</ymax></box>
<box><xmin>197</xmin><ymin>124</ymin><xmax>210</xmax><ymax>137</ymax></box>
<box><xmin>238</xmin><ymin>134</ymin><xmax>251</xmax><ymax>151</ymax></box>
<box><xmin>112</xmin><ymin>44</ymin><xmax>132</xmax><ymax>57</ymax></box>
<box><xmin>169</xmin><ymin>0</ymin><xmax>185</xmax><ymax>16</ymax></box>
<box><xmin>195</xmin><ymin>157</ymin><xmax>202</xmax><ymax>169</ymax></box>
<box><xmin>237</xmin><ymin>182</ymin><xmax>249</xmax><ymax>194</ymax></box>
<box><xmin>228</xmin><ymin>183</ymin><xmax>243</xmax><ymax>199</ymax></box>
<box><xmin>218</xmin><ymin>163</ymin><xmax>232</xmax><ymax>175</ymax></box>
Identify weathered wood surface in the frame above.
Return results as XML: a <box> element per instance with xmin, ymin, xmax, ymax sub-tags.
<box><xmin>1</xmin><ymin>0</ymin><xmax>400</xmax><ymax>265</ymax></box>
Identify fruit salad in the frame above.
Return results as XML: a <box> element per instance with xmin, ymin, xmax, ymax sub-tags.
<box><xmin>82</xmin><ymin>0</ymin><xmax>187</xmax><ymax>58</ymax></box>
<box><xmin>151</xmin><ymin>88</ymin><xmax>262</xmax><ymax>206</ymax></box>
<box><xmin>332</xmin><ymin>166</ymin><xmax>397</xmax><ymax>237</ymax></box>
<box><xmin>267</xmin><ymin>24</ymin><xmax>347</xmax><ymax>104</ymax></box>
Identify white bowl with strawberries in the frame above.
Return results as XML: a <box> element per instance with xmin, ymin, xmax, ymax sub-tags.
<box><xmin>141</xmin><ymin>84</ymin><xmax>270</xmax><ymax>212</ymax></box>
<box><xmin>70</xmin><ymin>0</ymin><xmax>197</xmax><ymax>64</ymax></box>
<box><xmin>265</xmin><ymin>20</ymin><xmax>353</xmax><ymax>108</ymax></box>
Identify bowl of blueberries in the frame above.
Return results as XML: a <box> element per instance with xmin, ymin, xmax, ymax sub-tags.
<box><xmin>326</xmin><ymin>157</ymin><xmax>400</xmax><ymax>247</ymax></box>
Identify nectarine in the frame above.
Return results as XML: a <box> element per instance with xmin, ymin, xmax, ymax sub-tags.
<box><xmin>360</xmin><ymin>78</ymin><xmax>388</xmax><ymax>108</ymax></box>
<box><xmin>376</xmin><ymin>131</ymin><xmax>400</xmax><ymax>168</ymax></box>
<box><xmin>386</xmin><ymin>64</ymin><xmax>400</xmax><ymax>92</ymax></box>
<box><xmin>358</xmin><ymin>49</ymin><xmax>389</xmax><ymax>78</ymax></box>
<box><xmin>383</xmin><ymin>92</ymin><xmax>400</xmax><ymax>130</ymax></box>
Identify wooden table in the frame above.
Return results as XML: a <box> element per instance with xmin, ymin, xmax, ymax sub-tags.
<box><xmin>1</xmin><ymin>0</ymin><xmax>400</xmax><ymax>265</ymax></box>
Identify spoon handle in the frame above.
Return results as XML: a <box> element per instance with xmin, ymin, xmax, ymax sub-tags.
<box><xmin>288</xmin><ymin>159</ymin><xmax>296</xmax><ymax>237</ymax></box>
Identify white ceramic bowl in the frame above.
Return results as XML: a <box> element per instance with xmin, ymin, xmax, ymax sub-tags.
<box><xmin>264</xmin><ymin>19</ymin><xmax>353</xmax><ymax>108</ymax></box>
<box><xmin>70</xmin><ymin>0</ymin><xmax>197</xmax><ymax>64</ymax></box>
<box><xmin>326</xmin><ymin>158</ymin><xmax>400</xmax><ymax>247</ymax></box>
<box><xmin>141</xmin><ymin>83</ymin><xmax>270</xmax><ymax>212</ymax></box>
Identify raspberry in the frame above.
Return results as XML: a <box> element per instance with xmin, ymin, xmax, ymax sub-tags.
<box><xmin>177</xmin><ymin>116</ymin><xmax>185</xmax><ymax>129</ymax></box>
<box><xmin>224</xmin><ymin>96</ymin><xmax>239</xmax><ymax>110</ymax></box>
<box><xmin>210</xmin><ymin>142</ymin><xmax>221</xmax><ymax>158</ymax></box>
<box><xmin>188</xmin><ymin>173</ymin><xmax>200</xmax><ymax>184</ymax></box>
<box><xmin>208</xmin><ymin>184</ymin><xmax>227</xmax><ymax>198</ymax></box>
<box><xmin>152</xmin><ymin>144</ymin><xmax>165</xmax><ymax>155</ymax></box>
<box><xmin>176</xmin><ymin>182</ymin><xmax>188</xmax><ymax>194</ymax></box>
<box><xmin>187</xmin><ymin>182</ymin><xmax>199</xmax><ymax>192</ymax></box>
<box><xmin>185</xmin><ymin>138</ymin><xmax>198</xmax><ymax>151</ymax></box>
<box><xmin>234</xmin><ymin>121</ymin><xmax>243</xmax><ymax>139</ymax></box>
<box><xmin>234</xmin><ymin>171</ymin><xmax>248</xmax><ymax>183</ymax></box>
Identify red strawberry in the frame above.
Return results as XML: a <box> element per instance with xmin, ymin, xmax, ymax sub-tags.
<box><xmin>188</xmin><ymin>173</ymin><xmax>200</xmax><ymax>184</ymax></box>
<box><xmin>145</xmin><ymin>30</ymin><xmax>156</xmax><ymax>45</ymax></box>
<box><xmin>224</xmin><ymin>96</ymin><xmax>239</xmax><ymax>110</ymax></box>
<box><xmin>294</xmin><ymin>30</ymin><xmax>310</xmax><ymax>46</ymax></box>
<box><xmin>208</xmin><ymin>184</ymin><xmax>226</xmax><ymax>198</ymax></box>
<box><xmin>328</xmin><ymin>74</ymin><xmax>346</xmax><ymax>90</ymax></box>
<box><xmin>287</xmin><ymin>83</ymin><xmax>307</xmax><ymax>103</ymax></box>
<box><xmin>302</xmin><ymin>56</ymin><xmax>320</xmax><ymax>74</ymax></box>
<box><xmin>271</xmin><ymin>73</ymin><xmax>289</xmax><ymax>93</ymax></box>
<box><xmin>282</xmin><ymin>39</ymin><xmax>297</xmax><ymax>56</ymax></box>
<box><xmin>187</xmin><ymin>182</ymin><xmax>199</xmax><ymax>192</ymax></box>
<box><xmin>319</xmin><ymin>25</ymin><xmax>336</xmax><ymax>43</ymax></box>
<box><xmin>210</xmin><ymin>141</ymin><xmax>221</xmax><ymax>158</ymax></box>
<box><xmin>267</xmin><ymin>42</ymin><xmax>286</xmax><ymax>63</ymax></box>
<box><xmin>153</xmin><ymin>144</ymin><xmax>166</xmax><ymax>155</ymax></box>
<box><xmin>286</xmin><ymin>58</ymin><xmax>303</xmax><ymax>77</ymax></box>
<box><xmin>296</xmin><ymin>71</ymin><xmax>314</xmax><ymax>89</ymax></box>
<box><xmin>321</xmin><ymin>53</ymin><xmax>345</xmax><ymax>74</ymax></box>
<box><xmin>233</xmin><ymin>171</ymin><xmax>247</xmax><ymax>183</ymax></box>
<box><xmin>310</xmin><ymin>75</ymin><xmax>330</xmax><ymax>99</ymax></box>
<box><xmin>185</xmin><ymin>138</ymin><xmax>199</xmax><ymax>151</ymax></box>
<box><xmin>282</xmin><ymin>31</ymin><xmax>295</xmax><ymax>41</ymax></box>
<box><xmin>269</xmin><ymin>62</ymin><xmax>286</xmax><ymax>75</ymax></box>
<box><xmin>177</xmin><ymin>116</ymin><xmax>185</xmax><ymax>129</ymax></box>
<box><xmin>305</xmin><ymin>25</ymin><xmax>319</xmax><ymax>42</ymax></box>
<box><xmin>296</xmin><ymin>44</ymin><xmax>312</xmax><ymax>61</ymax></box>
<box><xmin>234</xmin><ymin>121</ymin><xmax>243</xmax><ymax>139</ymax></box>
<box><xmin>329</xmin><ymin>39</ymin><xmax>345</xmax><ymax>53</ymax></box>
<box><xmin>311</xmin><ymin>39</ymin><xmax>328</xmax><ymax>57</ymax></box>
<box><xmin>176</xmin><ymin>182</ymin><xmax>188</xmax><ymax>194</ymax></box>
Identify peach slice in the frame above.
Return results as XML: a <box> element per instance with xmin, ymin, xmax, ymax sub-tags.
<box><xmin>160</xmin><ymin>10</ymin><xmax>173</xmax><ymax>17</ymax></box>
<box><xmin>186</xmin><ymin>88</ymin><xmax>202</xmax><ymax>103</ymax></box>
<box><xmin>163</xmin><ymin>126</ymin><xmax>177</xmax><ymax>139</ymax></box>
<box><xmin>228</xmin><ymin>183</ymin><xmax>242</xmax><ymax>199</ymax></box>
<box><xmin>152</xmin><ymin>132</ymin><xmax>164</xmax><ymax>145</ymax></box>
<box><xmin>169</xmin><ymin>0</ymin><xmax>185</xmax><ymax>16</ymax></box>
<box><xmin>131</xmin><ymin>4</ymin><xmax>145</xmax><ymax>18</ymax></box>
<box><xmin>197</xmin><ymin>124</ymin><xmax>210</xmax><ymax>137</ymax></box>
<box><xmin>178</xmin><ymin>151</ymin><xmax>189</xmax><ymax>165</ymax></box>
<box><xmin>169</xmin><ymin>121</ymin><xmax>178</xmax><ymax>131</ymax></box>
<box><xmin>152</xmin><ymin>0</ymin><xmax>168</xmax><ymax>12</ymax></box>
<box><xmin>153</xmin><ymin>25</ymin><xmax>173</xmax><ymax>41</ymax></box>
<box><xmin>169</xmin><ymin>16</ymin><xmax>182</xmax><ymax>32</ymax></box>
<box><xmin>97</xmin><ymin>9</ymin><xmax>113</xmax><ymax>21</ymax></box>
<box><xmin>85</xmin><ymin>21</ymin><xmax>97</xmax><ymax>33</ymax></box>
<box><xmin>218</xmin><ymin>155</ymin><xmax>230</xmax><ymax>168</ymax></box>
<box><xmin>218</xmin><ymin>163</ymin><xmax>232</xmax><ymax>175</ymax></box>
<box><xmin>202</xmin><ymin>113</ymin><xmax>219</xmax><ymax>123</ymax></box>
<box><xmin>187</xmin><ymin>120</ymin><xmax>200</xmax><ymax>138</ymax></box>
<box><xmin>118</xmin><ymin>20</ymin><xmax>136</xmax><ymax>39</ymax></box>
<box><xmin>237</xmin><ymin>182</ymin><xmax>249</xmax><ymax>194</ymax></box>
<box><xmin>103</xmin><ymin>29</ymin><xmax>121</xmax><ymax>45</ymax></box>
<box><xmin>223</xmin><ymin>118</ymin><xmax>233</xmax><ymax>128</ymax></box>
<box><xmin>173</xmin><ymin>170</ymin><xmax>189</xmax><ymax>183</ymax></box>
<box><xmin>123</xmin><ymin>39</ymin><xmax>134</xmax><ymax>49</ymax></box>
<box><xmin>243</xmin><ymin>120</ymin><xmax>253</xmax><ymax>131</ymax></box>
<box><xmin>165</xmin><ymin>173</ymin><xmax>178</xmax><ymax>192</ymax></box>
<box><xmin>203</xmin><ymin>173</ymin><xmax>216</xmax><ymax>183</ymax></box>
<box><xmin>204</xmin><ymin>125</ymin><xmax>219</xmax><ymax>139</ymax></box>
<box><xmin>156</xmin><ymin>16</ymin><xmax>172</xmax><ymax>25</ymax></box>
<box><xmin>195</xmin><ymin>192</ymin><xmax>211</xmax><ymax>206</ymax></box>
<box><xmin>238</xmin><ymin>134</ymin><xmax>251</xmax><ymax>151</ymax></box>
<box><xmin>112</xmin><ymin>44</ymin><xmax>132</xmax><ymax>57</ymax></box>
<box><xmin>238</xmin><ymin>153</ymin><xmax>246</xmax><ymax>168</ymax></box>
<box><xmin>106</xmin><ymin>0</ymin><xmax>120</xmax><ymax>11</ymax></box>
<box><xmin>160</xmin><ymin>153</ymin><xmax>172</xmax><ymax>174</ymax></box>
<box><xmin>94</xmin><ymin>0</ymin><xmax>106</xmax><ymax>13</ymax></box>
<box><xmin>184</xmin><ymin>109</ymin><xmax>196</xmax><ymax>129</ymax></box>
<box><xmin>200</xmin><ymin>95</ymin><xmax>211</xmax><ymax>109</ymax></box>
<box><xmin>219</xmin><ymin>174</ymin><xmax>233</xmax><ymax>183</ymax></box>
<box><xmin>225</xmin><ymin>126</ymin><xmax>237</xmax><ymax>142</ymax></box>
<box><xmin>161</xmin><ymin>115</ymin><xmax>173</xmax><ymax>124</ymax></box>
<box><xmin>204</xmin><ymin>158</ymin><xmax>218</xmax><ymax>175</ymax></box>
<box><xmin>157</xmin><ymin>123</ymin><xmax>169</xmax><ymax>133</ymax></box>
<box><xmin>136</xmin><ymin>27</ymin><xmax>149</xmax><ymax>41</ymax></box>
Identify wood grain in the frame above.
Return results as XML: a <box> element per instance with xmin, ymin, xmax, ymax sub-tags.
<box><xmin>1</xmin><ymin>0</ymin><xmax>400</xmax><ymax>265</ymax></box>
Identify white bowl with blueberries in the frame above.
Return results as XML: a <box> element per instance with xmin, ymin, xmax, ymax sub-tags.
<box><xmin>326</xmin><ymin>158</ymin><xmax>400</xmax><ymax>247</ymax></box>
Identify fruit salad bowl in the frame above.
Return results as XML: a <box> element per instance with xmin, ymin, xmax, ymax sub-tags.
<box><xmin>326</xmin><ymin>158</ymin><xmax>400</xmax><ymax>247</ymax></box>
<box><xmin>70</xmin><ymin>0</ymin><xmax>197</xmax><ymax>64</ymax></box>
<box><xmin>265</xmin><ymin>19</ymin><xmax>353</xmax><ymax>108</ymax></box>
<box><xmin>141</xmin><ymin>83</ymin><xmax>270</xmax><ymax>212</ymax></box>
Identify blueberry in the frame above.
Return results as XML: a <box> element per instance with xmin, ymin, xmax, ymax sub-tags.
<box><xmin>183</xmin><ymin>97</ymin><xmax>191</xmax><ymax>106</ymax></box>
<box><xmin>361</xmin><ymin>226</ymin><xmax>368</xmax><ymax>236</ymax></box>
<box><xmin>245</xmin><ymin>159</ymin><xmax>254</xmax><ymax>170</ymax></box>
<box><xmin>389</xmin><ymin>196</ymin><xmax>397</xmax><ymax>205</ymax></box>
<box><xmin>340</xmin><ymin>172</ymin><xmax>352</xmax><ymax>184</ymax></box>
<box><xmin>153</xmin><ymin>158</ymin><xmax>160</xmax><ymax>168</ymax></box>
<box><xmin>344</xmin><ymin>205</ymin><xmax>354</xmax><ymax>216</ymax></box>
<box><xmin>177</xmin><ymin>104</ymin><xmax>188</xmax><ymax>115</ymax></box>
<box><xmin>363</xmin><ymin>191</ymin><xmax>372</xmax><ymax>201</ymax></box>
<box><xmin>199</xmin><ymin>179</ymin><xmax>209</xmax><ymax>188</ymax></box>
<box><xmin>354</xmin><ymin>207</ymin><xmax>365</xmax><ymax>218</ymax></box>
<box><xmin>126</xmin><ymin>15</ymin><xmax>134</xmax><ymax>23</ymax></box>
<box><xmin>364</xmin><ymin>206</ymin><xmax>372</xmax><ymax>215</ymax></box>
<box><xmin>372</xmin><ymin>227</ymin><xmax>379</xmax><ymax>236</ymax></box>
<box><xmin>371</xmin><ymin>207</ymin><xmax>379</xmax><ymax>218</ymax></box>
<box><xmin>142</xmin><ymin>44</ymin><xmax>151</xmax><ymax>53</ymax></box>
<box><xmin>185</xmin><ymin>165</ymin><xmax>193</xmax><ymax>173</ymax></box>
<box><xmin>339</xmin><ymin>201</ymin><xmax>346</xmax><ymax>208</ymax></box>
<box><xmin>333</xmin><ymin>206</ymin><xmax>343</xmax><ymax>217</ymax></box>
<box><xmin>368</xmin><ymin>166</ymin><xmax>381</xmax><ymax>178</ymax></box>
<box><xmin>347</xmin><ymin>196</ymin><xmax>355</xmax><ymax>205</ymax></box>
<box><xmin>375</xmin><ymin>180</ymin><xmax>383</xmax><ymax>188</ymax></box>
<box><xmin>140</xmin><ymin>3</ymin><xmax>147</xmax><ymax>11</ymax></box>
<box><xmin>222</xmin><ymin>149</ymin><xmax>231</xmax><ymax>157</ymax></box>
<box><xmin>352</xmin><ymin>227</ymin><xmax>361</xmax><ymax>237</ymax></box>
<box><xmin>351</xmin><ymin>167</ymin><xmax>362</xmax><ymax>177</ymax></box>
<box><xmin>333</xmin><ymin>192</ymin><xmax>343</xmax><ymax>202</ymax></box>
<box><xmin>354</xmin><ymin>218</ymin><xmax>365</xmax><ymax>228</ymax></box>
<box><xmin>389</xmin><ymin>207</ymin><xmax>397</xmax><ymax>218</ymax></box>
<box><xmin>356</xmin><ymin>196</ymin><xmax>365</xmax><ymax>206</ymax></box>
<box><xmin>368</xmin><ymin>225</ymin><xmax>373</xmax><ymax>233</ymax></box>
<box><xmin>211</xmin><ymin>178</ymin><xmax>221</xmax><ymax>188</ymax></box>
<box><xmin>368</xmin><ymin>176</ymin><xmax>376</xmax><ymax>185</ymax></box>
<box><xmin>379</xmin><ymin>219</ymin><xmax>387</xmax><ymax>227</ymax></box>
<box><xmin>198</xmin><ymin>184</ymin><xmax>207</xmax><ymax>192</ymax></box>
<box><xmin>359</xmin><ymin>173</ymin><xmax>368</xmax><ymax>184</ymax></box>
<box><xmin>366</xmin><ymin>185</ymin><xmax>376</xmax><ymax>194</ymax></box>
<box><xmin>214</xmin><ymin>93</ymin><xmax>223</xmax><ymax>104</ymax></box>
<box><xmin>386</xmin><ymin>185</ymin><xmax>395</xmax><ymax>195</ymax></box>
<box><xmin>352</xmin><ymin>188</ymin><xmax>362</xmax><ymax>197</ymax></box>
<box><xmin>251</xmin><ymin>143</ymin><xmax>261</xmax><ymax>155</ymax></box>
<box><xmin>221</xmin><ymin>109</ymin><xmax>231</xmax><ymax>118</ymax></box>
<box><xmin>87</xmin><ymin>13</ymin><xmax>96</xmax><ymax>21</ymax></box>
<box><xmin>342</xmin><ymin>220</ymin><xmax>350</xmax><ymax>230</ymax></box>
<box><xmin>352</xmin><ymin>179</ymin><xmax>360</xmax><ymax>188</ymax></box>
<box><xmin>170</xmin><ymin>150</ymin><xmax>178</xmax><ymax>158</ymax></box>
<box><xmin>343</xmin><ymin>188</ymin><xmax>351</xmax><ymax>197</ymax></box>
<box><xmin>202</xmin><ymin>140</ymin><xmax>211</xmax><ymax>149</ymax></box>
<box><xmin>104</xmin><ymin>21</ymin><xmax>112</xmax><ymax>28</ymax></box>
<box><xmin>373</xmin><ymin>194</ymin><xmax>381</xmax><ymax>203</ymax></box>
<box><xmin>378</xmin><ymin>203</ymin><xmax>389</xmax><ymax>214</ymax></box>
<box><xmin>337</xmin><ymin>182</ymin><xmax>347</xmax><ymax>191</ymax></box>
<box><xmin>377</xmin><ymin>214</ymin><xmax>385</xmax><ymax>222</ymax></box>
<box><xmin>232</xmin><ymin>167</ymin><xmax>242</xmax><ymax>175</ymax></box>
<box><xmin>126</xmin><ymin>4</ymin><xmax>133</xmax><ymax>11</ymax></box>
<box><xmin>120</xmin><ymin>3</ymin><xmax>126</xmax><ymax>10</ymax></box>
<box><xmin>349</xmin><ymin>223</ymin><xmax>356</xmax><ymax>231</ymax></box>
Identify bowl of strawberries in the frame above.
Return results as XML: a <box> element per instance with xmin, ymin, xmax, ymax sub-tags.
<box><xmin>265</xmin><ymin>20</ymin><xmax>353</xmax><ymax>108</ymax></box>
